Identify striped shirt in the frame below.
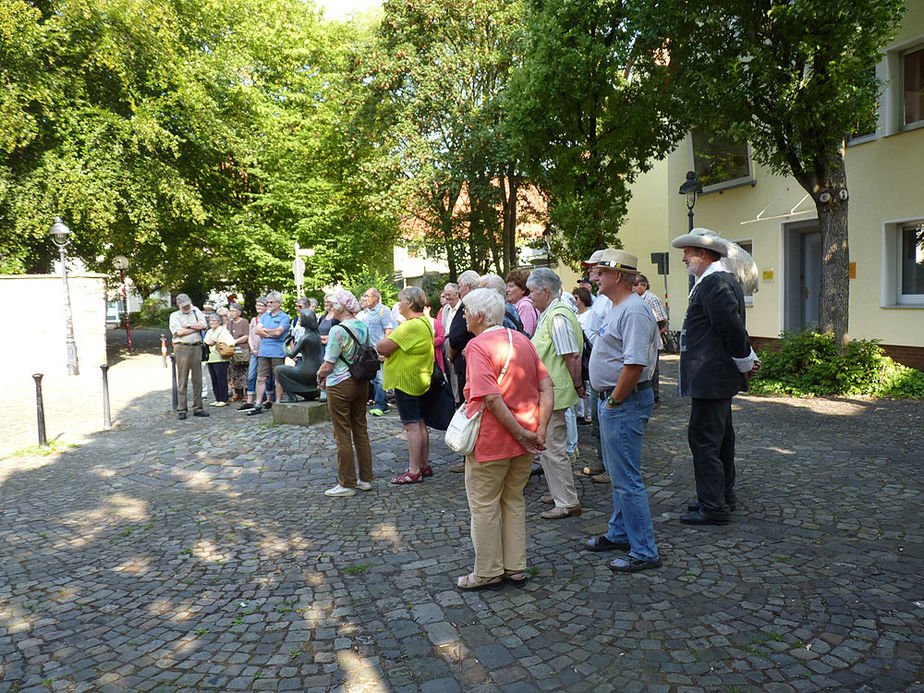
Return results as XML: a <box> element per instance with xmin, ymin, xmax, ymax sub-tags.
<box><xmin>538</xmin><ymin>298</ymin><xmax>580</xmax><ymax>356</ymax></box>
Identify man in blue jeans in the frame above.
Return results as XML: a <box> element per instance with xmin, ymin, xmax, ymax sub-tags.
<box><xmin>362</xmin><ymin>288</ymin><xmax>394</xmax><ymax>415</ymax></box>
<box><xmin>584</xmin><ymin>249</ymin><xmax>661</xmax><ymax>573</ymax></box>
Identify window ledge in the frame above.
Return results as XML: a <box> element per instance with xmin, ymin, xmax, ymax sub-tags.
<box><xmin>881</xmin><ymin>303</ymin><xmax>924</xmax><ymax>309</ymax></box>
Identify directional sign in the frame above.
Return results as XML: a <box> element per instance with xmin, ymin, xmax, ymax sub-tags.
<box><xmin>292</xmin><ymin>257</ymin><xmax>305</xmax><ymax>285</ymax></box>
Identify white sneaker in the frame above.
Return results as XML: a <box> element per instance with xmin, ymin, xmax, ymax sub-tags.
<box><xmin>324</xmin><ymin>484</ymin><xmax>356</xmax><ymax>497</ymax></box>
<box><xmin>355</xmin><ymin>480</ymin><xmax>373</xmax><ymax>491</ymax></box>
<box><xmin>214</xmin><ymin>401</ymin><xmax>228</xmax><ymax>407</ymax></box>
<box><xmin>209</xmin><ymin>401</ymin><xmax>220</xmax><ymax>407</ymax></box>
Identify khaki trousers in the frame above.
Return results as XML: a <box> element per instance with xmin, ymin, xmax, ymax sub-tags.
<box><xmin>540</xmin><ymin>408</ymin><xmax>579</xmax><ymax>508</ymax></box>
<box><xmin>174</xmin><ymin>343</ymin><xmax>203</xmax><ymax>413</ymax></box>
<box><xmin>326</xmin><ymin>377</ymin><xmax>373</xmax><ymax>488</ymax></box>
<box><xmin>465</xmin><ymin>452</ymin><xmax>533</xmax><ymax>578</ymax></box>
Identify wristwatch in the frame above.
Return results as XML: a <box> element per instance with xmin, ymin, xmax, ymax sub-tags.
<box><xmin>606</xmin><ymin>395</ymin><xmax>622</xmax><ymax>407</ymax></box>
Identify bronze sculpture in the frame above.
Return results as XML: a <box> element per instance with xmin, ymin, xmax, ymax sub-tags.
<box><xmin>275</xmin><ymin>309</ymin><xmax>322</xmax><ymax>402</ymax></box>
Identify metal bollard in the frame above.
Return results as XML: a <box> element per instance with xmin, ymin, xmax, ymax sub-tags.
<box><xmin>33</xmin><ymin>373</ymin><xmax>47</xmax><ymax>447</ymax></box>
<box><xmin>161</xmin><ymin>334</ymin><xmax>168</xmax><ymax>368</ymax></box>
<box><xmin>101</xmin><ymin>363</ymin><xmax>112</xmax><ymax>430</ymax></box>
<box><xmin>170</xmin><ymin>353</ymin><xmax>178</xmax><ymax>411</ymax></box>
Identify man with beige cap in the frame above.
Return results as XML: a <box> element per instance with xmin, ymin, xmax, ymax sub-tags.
<box><xmin>671</xmin><ymin>228</ymin><xmax>759</xmax><ymax>526</ymax></box>
<box><xmin>169</xmin><ymin>293</ymin><xmax>209</xmax><ymax>420</ymax></box>
<box><xmin>582</xmin><ymin>249</ymin><xmax>661</xmax><ymax>572</ymax></box>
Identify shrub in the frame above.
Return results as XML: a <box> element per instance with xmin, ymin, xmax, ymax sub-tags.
<box><xmin>750</xmin><ymin>331</ymin><xmax>924</xmax><ymax>398</ymax></box>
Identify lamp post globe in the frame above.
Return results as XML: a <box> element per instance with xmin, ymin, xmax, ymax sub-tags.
<box><xmin>49</xmin><ymin>217</ymin><xmax>79</xmax><ymax>375</ymax></box>
<box><xmin>678</xmin><ymin>171</ymin><xmax>703</xmax><ymax>232</ymax></box>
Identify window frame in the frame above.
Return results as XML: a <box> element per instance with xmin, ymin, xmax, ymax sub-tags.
<box><xmin>687</xmin><ymin>131</ymin><xmax>756</xmax><ymax>194</ymax></box>
<box><xmin>882</xmin><ymin>218</ymin><xmax>924</xmax><ymax>308</ymax></box>
<box><xmin>901</xmin><ymin>43</ymin><xmax>924</xmax><ymax>131</ymax></box>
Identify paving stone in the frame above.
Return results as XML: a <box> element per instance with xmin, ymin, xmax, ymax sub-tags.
<box><xmin>0</xmin><ymin>345</ymin><xmax>920</xmax><ymax>691</ymax></box>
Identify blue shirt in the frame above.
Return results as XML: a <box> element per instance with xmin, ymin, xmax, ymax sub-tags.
<box><xmin>258</xmin><ymin>310</ymin><xmax>291</xmax><ymax>358</ymax></box>
<box><xmin>363</xmin><ymin>303</ymin><xmax>394</xmax><ymax>344</ymax></box>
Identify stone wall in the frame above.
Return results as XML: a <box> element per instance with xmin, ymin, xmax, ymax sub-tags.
<box><xmin>0</xmin><ymin>274</ymin><xmax>108</xmax><ymax>380</ymax></box>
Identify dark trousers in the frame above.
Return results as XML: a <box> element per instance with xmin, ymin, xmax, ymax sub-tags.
<box><xmin>688</xmin><ymin>398</ymin><xmax>737</xmax><ymax>518</ymax></box>
<box><xmin>652</xmin><ymin>356</ymin><xmax>660</xmax><ymax>403</ymax></box>
<box><xmin>207</xmin><ymin>362</ymin><xmax>230</xmax><ymax>402</ymax></box>
<box><xmin>174</xmin><ymin>343</ymin><xmax>203</xmax><ymax>413</ymax></box>
<box><xmin>327</xmin><ymin>377</ymin><xmax>373</xmax><ymax>488</ymax></box>
<box><xmin>454</xmin><ymin>364</ymin><xmax>467</xmax><ymax>406</ymax></box>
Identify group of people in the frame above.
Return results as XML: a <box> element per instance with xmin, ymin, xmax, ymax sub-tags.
<box><xmin>168</xmin><ymin>226</ymin><xmax>758</xmax><ymax>590</ymax></box>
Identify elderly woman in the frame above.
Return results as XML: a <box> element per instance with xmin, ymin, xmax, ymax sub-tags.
<box><xmin>456</xmin><ymin>288</ymin><xmax>553</xmax><ymax>590</ymax></box>
<box><xmin>315</xmin><ymin>289</ymin><xmax>373</xmax><ymax>497</ymax></box>
<box><xmin>227</xmin><ymin>303</ymin><xmax>249</xmax><ymax>402</ymax></box>
<box><xmin>204</xmin><ymin>313</ymin><xmax>234</xmax><ymax>406</ymax></box>
<box><xmin>377</xmin><ymin>286</ymin><xmax>435</xmax><ymax>484</ymax></box>
<box><xmin>506</xmin><ymin>268</ymin><xmax>539</xmax><ymax>337</ymax></box>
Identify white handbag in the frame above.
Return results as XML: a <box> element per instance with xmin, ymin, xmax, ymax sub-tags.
<box><xmin>444</xmin><ymin>329</ymin><xmax>514</xmax><ymax>456</ymax></box>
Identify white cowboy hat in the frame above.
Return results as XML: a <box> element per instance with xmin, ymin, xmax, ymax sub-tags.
<box><xmin>581</xmin><ymin>249</ymin><xmax>606</xmax><ymax>267</ymax></box>
<box><xmin>670</xmin><ymin>227</ymin><xmax>729</xmax><ymax>257</ymax></box>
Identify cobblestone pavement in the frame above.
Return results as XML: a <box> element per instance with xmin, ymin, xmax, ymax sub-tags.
<box><xmin>1</xmin><ymin>347</ymin><xmax>922</xmax><ymax>692</ymax></box>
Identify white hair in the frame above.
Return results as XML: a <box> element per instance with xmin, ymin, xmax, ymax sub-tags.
<box><xmin>457</xmin><ymin>270</ymin><xmax>481</xmax><ymax>289</ymax></box>
<box><xmin>463</xmin><ymin>288</ymin><xmax>504</xmax><ymax>327</ymax></box>
<box><xmin>479</xmin><ymin>273</ymin><xmax>507</xmax><ymax>299</ymax></box>
<box><xmin>526</xmin><ymin>267</ymin><xmax>562</xmax><ymax>296</ymax></box>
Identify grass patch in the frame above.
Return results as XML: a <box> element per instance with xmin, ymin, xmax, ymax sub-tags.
<box><xmin>9</xmin><ymin>440</ymin><xmax>75</xmax><ymax>458</ymax></box>
<box><xmin>344</xmin><ymin>564</ymin><xmax>371</xmax><ymax>575</ymax></box>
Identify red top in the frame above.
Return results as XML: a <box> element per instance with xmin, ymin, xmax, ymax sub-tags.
<box><xmin>463</xmin><ymin>328</ymin><xmax>549</xmax><ymax>462</ymax></box>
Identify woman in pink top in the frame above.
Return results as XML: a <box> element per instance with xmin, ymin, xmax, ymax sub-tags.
<box><xmin>456</xmin><ymin>289</ymin><xmax>553</xmax><ymax>591</ymax></box>
<box><xmin>505</xmin><ymin>268</ymin><xmax>539</xmax><ymax>337</ymax></box>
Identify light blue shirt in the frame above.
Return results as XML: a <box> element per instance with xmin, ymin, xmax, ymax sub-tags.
<box><xmin>258</xmin><ymin>311</ymin><xmax>291</xmax><ymax>358</ymax></box>
<box><xmin>363</xmin><ymin>302</ymin><xmax>394</xmax><ymax>344</ymax></box>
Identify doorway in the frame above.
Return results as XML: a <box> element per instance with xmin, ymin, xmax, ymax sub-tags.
<box><xmin>783</xmin><ymin>221</ymin><xmax>822</xmax><ymax>332</ymax></box>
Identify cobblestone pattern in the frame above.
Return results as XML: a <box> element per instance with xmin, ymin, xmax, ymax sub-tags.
<box><xmin>1</xmin><ymin>349</ymin><xmax>922</xmax><ymax>692</ymax></box>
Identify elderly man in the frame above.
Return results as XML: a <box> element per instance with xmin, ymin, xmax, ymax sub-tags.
<box><xmin>362</xmin><ymin>287</ymin><xmax>395</xmax><ymax>416</ymax></box>
<box><xmin>633</xmin><ymin>274</ymin><xmax>668</xmax><ymax>406</ymax></box>
<box><xmin>248</xmin><ymin>290</ymin><xmax>291</xmax><ymax>416</ymax></box>
<box><xmin>527</xmin><ymin>267</ymin><xmax>583</xmax><ymax>519</ymax></box>
<box><xmin>439</xmin><ymin>283</ymin><xmax>461</xmax><ymax>400</ymax></box>
<box><xmin>582</xmin><ymin>249</ymin><xmax>661</xmax><ymax>572</ymax></box>
<box><xmin>671</xmin><ymin>228</ymin><xmax>759</xmax><ymax>525</ymax></box>
<box><xmin>169</xmin><ymin>294</ymin><xmax>209</xmax><ymax>420</ymax></box>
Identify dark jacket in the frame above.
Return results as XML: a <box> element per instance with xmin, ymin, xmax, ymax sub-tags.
<box><xmin>679</xmin><ymin>270</ymin><xmax>751</xmax><ymax>399</ymax></box>
<box><xmin>448</xmin><ymin>301</ymin><xmax>474</xmax><ymax>375</ymax></box>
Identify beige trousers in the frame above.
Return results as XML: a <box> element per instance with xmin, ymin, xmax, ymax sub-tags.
<box><xmin>540</xmin><ymin>408</ymin><xmax>580</xmax><ymax>508</ymax></box>
<box><xmin>464</xmin><ymin>452</ymin><xmax>533</xmax><ymax>578</ymax></box>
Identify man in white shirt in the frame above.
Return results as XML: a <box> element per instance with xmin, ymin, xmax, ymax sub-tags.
<box><xmin>169</xmin><ymin>294</ymin><xmax>209</xmax><ymax>420</ymax></box>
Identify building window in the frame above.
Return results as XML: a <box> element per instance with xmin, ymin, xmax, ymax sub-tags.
<box><xmin>407</xmin><ymin>244</ymin><xmax>419</xmax><ymax>259</ymax></box>
<box><xmin>904</xmin><ymin>46</ymin><xmax>924</xmax><ymax>128</ymax></box>
<box><xmin>900</xmin><ymin>223</ymin><xmax>924</xmax><ymax>303</ymax></box>
<box><xmin>733</xmin><ymin>239</ymin><xmax>755</xmax><ymax>306</ymax></box>
<box><xmin>690</xmin><ymin>130</ymin><xmax>754</xmax><ymax>192</ymax></box>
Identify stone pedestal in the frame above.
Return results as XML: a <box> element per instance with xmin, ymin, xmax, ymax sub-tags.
<box><xmin>272</xmin><ymin>401</ymin><xmax>329</xmax><ymax>427</ymax></box>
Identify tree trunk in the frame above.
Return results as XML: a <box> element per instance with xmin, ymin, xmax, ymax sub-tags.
<box><xmin>501</xmin><ymin>172</ymin><xmax>518</xmax><ymax>276</ymax></box>
<box><xmin>808</xmin><ymin>152</ymin><xmax>850</xmax><ymax>346</ymax></box>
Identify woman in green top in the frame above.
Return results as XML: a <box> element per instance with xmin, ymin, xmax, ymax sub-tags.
<box><xmin>204</xmin><ymin>313</ymin><xmax>234</xmax><ymax>406</ymax></box>
<box><xmin>377</xmin><ymin>286</ymin><xmax>435</xmax><ymax>484</ymax></box>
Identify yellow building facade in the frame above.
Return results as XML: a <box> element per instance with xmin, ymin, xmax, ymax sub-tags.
<box><xmin>615</xmin><ymin>4</ymin><xmax>924</xmax><ymax>368</ymax></box>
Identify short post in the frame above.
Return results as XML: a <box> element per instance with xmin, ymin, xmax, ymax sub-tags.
<box><xmin>170</xmin><ymin>353</ymin><xmax>178</xmax><ymax>411</ymax></box>
<box><xmin>33</xmin><ymin>373</ymin><xmax>47</xmax><ymax>447</ymax></box>
<box><xmin>101</xmin><ymin>363</ymin><xmax>112</xmax><ymax>430</ymax></box>
<box><xmin>161</xmin><ymin>334</ymin><xmax>168</xmax><ymax>368</ymax></box>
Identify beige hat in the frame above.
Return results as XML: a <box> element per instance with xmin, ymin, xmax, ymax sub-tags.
<box><xmin>175</xmin><ymin>293</ymin><xmax>191</xmax><ymax>306</ymax></box>
<box><xmin>595</xmin><ymin>249</ymin><xmax>642</xmax><ymax>274</ymax></box>
<box><xmin>581</xmin><ymin>249</ymin><xmax>606</xmax><ymax>267</ymax></box>
<box><xmin>670</xmin><ymin>227</ymin><xmax>729</xmax><ymax>257</ymax></box>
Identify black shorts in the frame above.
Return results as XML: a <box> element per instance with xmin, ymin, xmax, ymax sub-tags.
<box><xmin>394</xmin><ymin>389</ymin><xmax>423</xmax><ymax>424</ymax></box>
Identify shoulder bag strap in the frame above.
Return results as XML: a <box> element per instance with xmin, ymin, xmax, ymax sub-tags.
<box><xmin>335</xmin><ymin>323</ymin><xmax>362</xmax><ymax>367</ymax></box>
<box><xmin>498</xmin><ymin>328</ymin><xmax>514</xmax><ymax>381</ymax></box>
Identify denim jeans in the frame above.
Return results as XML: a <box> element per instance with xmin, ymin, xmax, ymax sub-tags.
<box><xmin>372</xmin><ymin>368</ymin><xmax>389</xmax><ymax>410</ymax></box>
<box><xmin>565</xmin><ymin>405</ymin><xmax>578</xmax><ymax>454</ymax></box>
<box><xmin>246</xmin><ymin>353</ymin><xmax>274</xmax><ymax>399</ymax></box>
<box><xmin>597</xmin><ymin>388</ymin><xmax>658</xmax><ymax>561</ymax></box>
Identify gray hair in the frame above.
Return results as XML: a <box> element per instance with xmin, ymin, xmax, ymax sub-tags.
<box><xmin>308</xmin><ymin>298</ymin><xmax>318</xmax><ymax>310</ymax></box>
<box><xmin>229</xmin><ymin>302</ymin><xmax>243</xmax><ymax>312</ymax></box>
<box><xmin>266</xmin><ymin>290</ymin><xmax>283</xmax><ymax>303</ymax></box>
<box><xmin>296</xmin><ymin>296</ymin><xmax>308</xmax><ymax>306</ymax></box>
<box><xmin>526</xmin><ymin>267</ymin><xmax>562</xmax><ymax>296</ymax></box>
<box><xmin>443</xmin><ymin>282</ymin><xmax>459</xmax><ymax>293</ymax></box>
<box><xmin>457</xmin><ymin>270</ymin><xmax>481</xmax><ymax>290</ymax></box>
<box><xmin>256</xmin><ymin>296</ymin><xmax>268</xmax><ymax>306</ymax></box>
<box><xmin>175</xmin><ymin>293</ymin><xmax>191</xmax><ymax>307</ymax></box>
<box><xmin>463</xmin><ymin>288</ymin><xmax>504</xmax><ymax>327</ymax></box>
<box><xmin>479</xmin><ymin>273</ymin><xmax>507</xmax><ymax>299</ymax></box>
<box><xmin>399</xmin><ymin>286</ymin><xmax>427</xmax><ymax>313</ymax></box>
<box><xmin>365</xmin><ymin>287</ymin><xmax>381</xmax><ymax>299</ymax></box>
<box><xmin>206</xmin><ymin>313</ymin><xmax>221</xmax><ymax>323</ymax></box>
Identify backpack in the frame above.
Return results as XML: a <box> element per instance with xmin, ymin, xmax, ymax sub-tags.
<box><xmin>504</xmin><ymin>305</ymin><xmax>527</xmax><ymax>335</ymax></box>
<box><xmin>580</xmin><ymin>334</ymin><xmax>592</xmax><ymax>383</ymax></box>
<box><xmin>336</xmin><ymin>324</ymin><xmax>380</xmax><ymax>381</ymax></box>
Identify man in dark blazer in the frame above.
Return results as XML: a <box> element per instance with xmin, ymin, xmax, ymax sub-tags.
<box><xmin>671</xmin><ymin>229</ymin><xmax>760</xmax><ymax>525</ymax></box>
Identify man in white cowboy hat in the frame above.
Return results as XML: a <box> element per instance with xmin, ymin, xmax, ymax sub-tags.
<box><xmin>583</xmin><ymin>249</ymin><xmax>662</xmax><ymax>573</ymax></box>
<box><xmin>671</xmin><ymin>228</ymin><xmax>759</xmax><ymax>526</ymax></box>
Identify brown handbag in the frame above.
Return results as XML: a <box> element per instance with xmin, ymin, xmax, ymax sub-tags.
<box><xmin>217</xmin><ymin>342</ymin><xmax>235</xmax><ymax>359</ymax></box>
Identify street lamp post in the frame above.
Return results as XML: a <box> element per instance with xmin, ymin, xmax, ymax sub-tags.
<box><xmin>678</xmin><ymin>170</ymin><xmax>703</xmax><ymax>232</ymax></box>
<box><xmin>113</xmin><ymin>255</ymin><xmax>133</xmax><ymax>352</ymax></box>
<box><xmin>49</xmin><ymin>217</ymin><xmax>79</xmax><ymax>376</ymax></box>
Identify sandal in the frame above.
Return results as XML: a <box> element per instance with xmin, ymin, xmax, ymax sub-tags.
<box><xmin>390</xmin><ymin>470</ymin><xmax>424</xmax><ymax>484</ymax></box>
<box><xmin>456</xmin><ymin>572</ymin><xmax>504</xmax><ymax>591</ymax></box>
<box><xmin>422</xmin><ymin>464</ymin><xmax>434</xmax><ymax>477</ymax></box>
<box><xmin>503</xmin><ymin>570</ymin><xmax>530</xmax><ymax>587</ymax></box>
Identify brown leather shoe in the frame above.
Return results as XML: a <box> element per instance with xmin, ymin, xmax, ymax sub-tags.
<box><xmin>540</xmin><ymin>495</ymin><xmax>554</xmax><ymax>505</ymax></box>
<box><xmin>541</xmin><ymin>505</ymin><xmax>582</xmax><ymax>520</ymax></box>
<box><xmin>592</xmin><ymin>473</ymin><xmax>611</xmax><ymax>484</ymax></box>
